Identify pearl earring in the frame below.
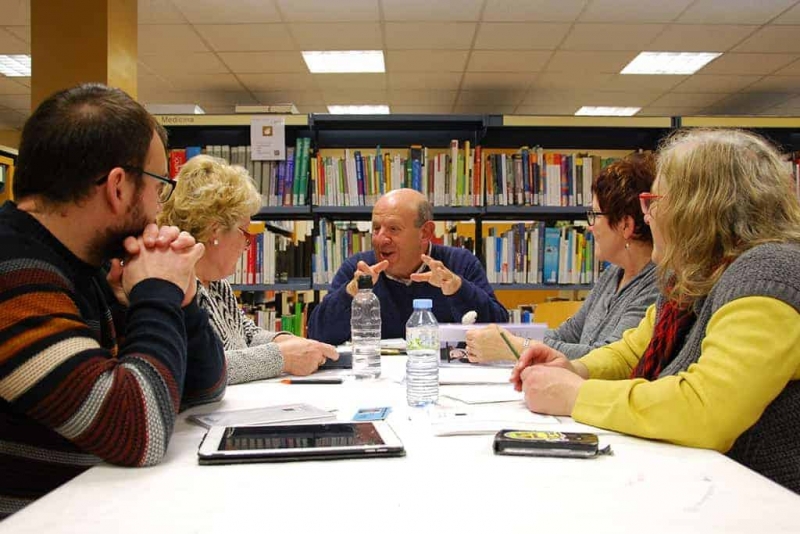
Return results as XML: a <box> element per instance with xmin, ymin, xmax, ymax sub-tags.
<box><xmin>213</xmin><ymin>239</ymin><xmax>219</xmax><ymax>246</ymax></box>
<box><xmin>625</xmin><ymin>241</ymin><xmax>630</xmax><ymax>250</ymax></box>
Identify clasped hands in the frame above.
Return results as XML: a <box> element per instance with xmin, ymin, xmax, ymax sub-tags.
<box><xmin>345</xmin><ymin>254</ymin><xmax>462</xmax><ymax>297</ymax></box>
<box><xmin>107</xmin><ymin>223</ymin><xmax>204</xmax><ymax>307</ymax></box>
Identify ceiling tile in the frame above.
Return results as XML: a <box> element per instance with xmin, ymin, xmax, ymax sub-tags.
<box><xmin>482</xmin><ymin>0</ymin><xmax>588</xmax><ymax>22</ymax></box>
<box><xmin>578</xmin><ymin>0</ymin><xmax>693</xmax><ymax>23</ymax></box>
<box><xmin>566</xmin><ymin>91</ymin><xmax>660</xmax><ymax>107</ymax></box>
<box><xmin>521</xmin><ymin>90</ymin><xmax>596</xmax><ymax>105</ymax></box>
<box><xmin>516</xmin><ymin>103</ymin><xmax>584</xmax><ymax>115</ymax></box>
<box><xmin>648</xmin><ymin>24</ymin><xmax>759</xmax><ymax>52</ymax></box>
<box><xmin>0</xmin><ymin>108</ymin><xmax>25</xmax><ymax>129</ymax></box>
<box><xmin>457</xmin><ymin>90</ymin><xmax>525</xmax><ymax>106</ymax></box>
<box><xmin>386</xmin><ymin>50</ymin><xmax>469</xmax><ymax>72</ymax></box>
<box><xmin>0</xmin><ymin>92</ymin><xmax>28</xmax><ymax>111</ymax></box>
<box><xmin>311</xmin><ymin>73</ymin><xmax>387</xmax><ymax>90</ymax></box>
<box><xmin>389</xmin><ymin>104</ymin><xmax>454</xmax><ymax>114</ymax></box>
<box><xmin>0</xmin><ymin>27</ymin><xmax>28</xmax><ymax>53</ymax></box>
<box><xmin>765</xmin><ymin>94</ymin><xmax>800</xmax><ymax>109</ymax></box>
<box><xmin>289</xmin><ymin>22</ymin><xmax>382</xmax><ymax>50</ymax></box>
<box><xmin>700</xmin><ymin>53</ymin><xmax>798</xmax><ymax>75</ymax></box>
<box><xmin>172</xmin><ymin>0</ymin><xmax>280</xmax><ymax>24</ymax></box>
<box><xmin>238</xmin><ymin>73</ymin><xmax>317</xmax><ymax>91</ymax></box>
<box><xmin>544</xmin><ymin>51</ymin><xmax>638</xmax><ymax>73</ymax></box>
<box><xmin>254</xmin><ymin>90</ymin><xmax>325</xmax><ymax>105</ymax></box>
<box><xmin>638</xmin><ymin>106</ymin><xmax>704</xmax><ymax>116</ymax></box>
<box><xmin>0</xmin><ymin>0</ymin><xmax>29</xmax><ymax>25</ymax></box>
<box><xmin>599</xmin><ymin>74</ymin><xmax>687</xmax><ymax>92</ymax></box>
<box><xmin>276</xmin><ymin>0</ymin><xmax>379</xmax><ymax>22</ymax></box>
<box><xmin>218</xmin><ymin>51</ymin><xmax>307</xmax><ymax>73</ymax></box>
<box><xmin>461</xmin><ymin>72</ymin><xmax>536</xmax><ymax>90</ymax></box>
<box><xmin>382</xmin><ymin>0</ymin><xmax>483</xmax><ymax>21</ymax></box>
<box><xmin>776</xmin><ymin>58</ymin><xmax>800</xmax><ymax>75</ymax></box>
<box><xmin>385</xmin><ymin>23</ymin><xmax>477</xmax><ymax>50</ymax></box>
<box><xmin>11</xmin><ymin>76</ymin><xmax>29</xmax><ymax>88</ymax></box>
<box><xmin>671</xmin><ymin>74</ymin><xmax>762</xmax><ymax>93</ymax></box>
<box><xmin>138</xmin><ymin>24</ymin><xmax>209</xmax><ymax>54</ymax></box>
<box><xmin>138</xmin><ymin>0</ymin><xmax>185</xmax><ymax>24</ymax></box>
<box><xmin>3</xmin><ymin>25</ymin><xmax>29</xmax><ymax>43</ymax></box>
<box><xmin>387</xmin><ymin>90</ymin><xmax>457</xmax><ymax>106</ymax></box>
<box><xmin>296</xmin><ymin>105</ymin><xmax>329</xmax><ymax>113</ymax></box>
<box><xmin>138</xmin><ymin>73</ymin><xmax>173</xmax><ymax>95</ymax></box>
<box><xmin>773</xmin><ymin>3</ymin><xmax>800</xmax><ymax>23</ymax></box>
<box><xmin>531</xmin><ymin>72</ymin><xmax>615</xmax><ymax>90</ymax></box>
<box><xmin>561</xmin><ymin>24</ymin><xmax>665</xmax><ymax>51</ymax></box>
<box><xmin>0</xmin><ymin>77</ymin><xmax>29</xmax><ymax>95</ymax></box>
<box><xmin>676</xmin><ymin>0</ymin><xmax>797</xmax><ymax>24</ymax></box>
<box><xmin>140</xmin><ymin>52</ymin><xmax>230</xmax><ymax>76</ymax></box>
<box><xmin>453</xmin><ymin>103</ymin><xmax>518</xmax><ymax>114</ymax></box>
<box><xmin>702</xmin><ymin>92</ymin><xmax>796</xmax><ymax>114</ymax></box>
<box><xmin>322</xmin><ymin>90</ymin><xmax>389</xmax><ymax>104</ymax></box>
<box><xmin>648</xmin><ymin>92</ymin><xmax>728</xmax><ymax>107</ymax></box>
<box><xmin>467</xmin><ymin>51</ymin><xmax>552</xmax><ymax>72</ymax></box>
<box><xmin>474</xmin><ymin>23</ymin><xmax>571</xmax><ymax>50</ymax></box>
<box><xmin>387</xmin><ymin>72</ymin><xmax>463</xmax><ymax>90</ymax></box>
<box><xmin>733</xmin><ymin>26</ymin><xmax>800</xmax><ymax>53</ymax></box>
<box><xmin>200</xmin><ymin>24</ymin><xmax>294</xmax><ymax>52</ymax></box>
<box><xmin>743</xmin><ymin>75</ymin><xmax>800</xmax><ymax>92</ymax></box>
<box><xmin>160</xmin><ymin>73</ymin><xmax>245</xmax><ymax>92</ymax></box>
<box><xmin>192</xmin><ymin>92</ymin><xmax>260</xmax><ymax>106</ymax></box>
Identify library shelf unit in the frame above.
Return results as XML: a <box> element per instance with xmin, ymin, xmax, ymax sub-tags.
<box><xmin>155</xmin><ymin>113</ymin><xmax>800</xmax><ymax>295</ymax></box>
<box><xmin>0</xmin><ymin>145</ymin><xmax>18</xmax><ymax>205</ymax></box>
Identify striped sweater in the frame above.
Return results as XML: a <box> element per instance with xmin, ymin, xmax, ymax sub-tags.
<box><xmin>0</xmin><ymin>201</ymin><xmax>227</xmax><ymax>520</ymax></box>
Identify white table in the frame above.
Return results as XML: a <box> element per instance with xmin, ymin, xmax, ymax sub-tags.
<box><xmin>4</xmin><ymin>357</ymin><xmax>799</xmax><ymax>533</ymax></box>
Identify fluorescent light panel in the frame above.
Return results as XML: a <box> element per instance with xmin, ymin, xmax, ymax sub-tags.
<box><xmin>327</xmin><ymin>105</ymin><xmax>390</xmax><ymax>115</ymax></box>
<box><xmin>621</xmin><ymin>52</ymin><xmax>721</xmax><ymax>75</ymax></box>
<box><xmin>302</xmin><ymin>50</ymin><xmax>385</xmax><ymax>73</ymax></box>
<box><xmin>0</xmin><ymin>54</ymin><xmax>31</xmax><ymax>77</ymax></box>
<box><xmin>575</xmin><ymin>106</ymin><xmax>641</xmax><ymax>117</ymax></box>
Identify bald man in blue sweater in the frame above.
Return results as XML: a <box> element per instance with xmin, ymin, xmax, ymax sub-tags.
<box><xmin>308</xmin><ymin>189</ymin><xmax>508</xmax><ymax>345</ymax></box>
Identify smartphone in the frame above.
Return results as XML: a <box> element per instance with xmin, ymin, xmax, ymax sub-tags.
<box><xmin>493</xmin><ymin>429</ymin><xmax>602</xmax><ymax>458</ymax></box>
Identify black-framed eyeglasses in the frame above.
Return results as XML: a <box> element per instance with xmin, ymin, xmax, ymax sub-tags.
<box><xmin>236</xmin><ymin>226</ymin><xmax>254</xmax><ymax>249</ymax></box>
<box><xmin>586</xmin><ymin>209</ymin><xmax>607</xmax><ymax>225</ymax></box>
<box><xmin>95</xmin><ymin>166</ymin><xmax>176</xmax><ymax>203</ymax></box>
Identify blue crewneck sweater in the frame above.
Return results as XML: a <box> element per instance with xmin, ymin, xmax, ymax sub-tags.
<box><xmin>308</xmin><ymin>244</ymin><xmax>508</xmax><ymax>345</ymax></box>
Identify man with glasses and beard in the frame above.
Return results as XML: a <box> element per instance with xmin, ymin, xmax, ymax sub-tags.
<box><xmin>0</xmin><ymin>84</ymin><xmax>226</xmax><ymax>520</ymax></box>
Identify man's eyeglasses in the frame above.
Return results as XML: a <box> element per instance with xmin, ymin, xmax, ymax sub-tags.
<box><xmin>95</xmin><ymin>166</ymin><xmax>176</xmax><ymax>203</ymax></box>
<box><xmin>639</xmin><ymin>192</ymin><xmax>663</xmax><ymax>215</ymax></box>
<box><xmin>585</xmin><ymin>209</ymin><xmax>607</xmax><ymax>225</ymax></box>
<box><xmin>236</xmin><ymin>226</ymin><xmax>254</xmax><ymax>249</ymax></box>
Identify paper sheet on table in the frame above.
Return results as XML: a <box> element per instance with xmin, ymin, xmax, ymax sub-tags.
<box><xmin>439</xmin><ymin>366</ymin><xmax>513</xmax><ymax>385</ymax></box>
<box><xmin>430</xmin><ymin>404</ymin><xmax>558</xmax><ymax>436</ymax></box>
<box><xmin>440</xmin><ymin>385</ymin><xmax>523</xmax><ymax>404</ymax></box>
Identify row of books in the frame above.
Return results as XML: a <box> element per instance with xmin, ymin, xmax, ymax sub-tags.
<box><xmin>484</xmin><ymin>222</ymin><xmax>597</xmax><ymax>286</ymax></box>
<box><xmin>167</xmin><ymin>142</ymin><xmax>618</xmax><ymax>208</ymax></box>
<box><xmin>226</xmin><ymin>222</ymin><xmax>313</xmax><ymax>286</ymax></box>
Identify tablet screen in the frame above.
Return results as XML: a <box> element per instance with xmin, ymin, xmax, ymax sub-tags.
<box><xmin>219</xmin><ymin>422</ymin><xmax>385</xmax><ymax>451</ymax></box>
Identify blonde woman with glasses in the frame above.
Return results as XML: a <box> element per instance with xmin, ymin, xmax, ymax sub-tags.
<box><xmin>159</xmin><ymin>156</ymin><xmax>337</xmax><ymax>384</ymax></box>
<box><xmin>512</xmin><ymin>129</ymin><xmax>800</xmax><ymax>493</ymax></box>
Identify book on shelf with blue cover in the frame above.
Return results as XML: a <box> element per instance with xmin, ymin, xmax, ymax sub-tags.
<box><xmin>543</xmin><ymin>226</ymin><xmax>560</xmax><ymax>284</ymax></box>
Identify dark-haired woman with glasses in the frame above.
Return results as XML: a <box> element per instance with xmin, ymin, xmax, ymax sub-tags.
<box><xmin>466</xmin><ymin>153</ymin><xmax>659</xmax><ymax>362</ymax></box>
<box><xmin>158</xmin><ymin>155</ymin><xmax>337</xmax><ymax>384</ymax></box>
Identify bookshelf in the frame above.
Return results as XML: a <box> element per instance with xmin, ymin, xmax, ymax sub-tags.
<box><xmin>155</xmin><ymin>113</ymin><xmax>800</xmax><ymax>299</ymax></box>
<box><xmin>0</xmin><ymin>145</ymin><xmax>17</xmax><ymax>205</ymax></box>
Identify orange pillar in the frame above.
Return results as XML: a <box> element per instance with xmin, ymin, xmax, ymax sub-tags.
<box><xmin>30</xmin><ymin>0</ymin><xmax>137</xmax><ymax>110</ymax></box>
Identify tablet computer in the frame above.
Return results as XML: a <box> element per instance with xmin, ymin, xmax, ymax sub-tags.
<box><xmin>197</xmin><ymin>421</ymin><xmax>405</xmax><ymax>465</ymax></box>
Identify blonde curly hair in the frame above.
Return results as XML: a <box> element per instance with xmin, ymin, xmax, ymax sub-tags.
<box><xmin>655</xmin><ymin>128</ymin><xmax>800</xmax><ymax>304</ymax></box>
<box><xmin>158</xmin><ymin>155</ymin><xmax>261</xmax><ymax>244</ymax></box>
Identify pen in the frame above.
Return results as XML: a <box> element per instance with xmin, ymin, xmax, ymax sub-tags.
<box><xmin>499</xmin><ymin>331</ymin><xmax>521</xmax><ymax>360</ymax></box>
<box><xmin>280</xmin><ymin>378</ymin><xmax>343</xmax><ymax>385</ymax></box>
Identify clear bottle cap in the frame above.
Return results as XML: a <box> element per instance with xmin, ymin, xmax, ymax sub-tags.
<box><xmin>412</xmin><ymin>298</ymin><xmax>433</xmax><ymax>309</ymax></box>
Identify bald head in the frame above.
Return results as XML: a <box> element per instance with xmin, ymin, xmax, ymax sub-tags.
<box><xmin>371</xmin><ymin>188</ymin><xmax>435</xmax><ymax>279</ymax></box>
<box><xmin>375</xmin><ymin>188</ymin><xmax>433</xmax><ymax>228</ymax></box>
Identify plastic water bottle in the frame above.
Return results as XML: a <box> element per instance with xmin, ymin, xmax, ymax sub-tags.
<box><xmin>351</xmin><ymin>275</ymin><xmax>381</xmax><ymax>378</ymax></box>
<box><xmin>405</xmin><ymin>299</ymin><xmax>439</xmax><ymax>407</ymax></box>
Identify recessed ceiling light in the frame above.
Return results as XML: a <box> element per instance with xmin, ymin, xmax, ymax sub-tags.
<box><xmin>327</xmin><ymin>105</ymin><xmax>390</xmax><ymax>115</ymax></box>
<box><xmin>0</xmin><ymin>54</ymin><xmax>31</xmax><ymax>77</ymax></box>
<box><xmin>621</xmin><ymin>52</ymin><xmax>721</xmax><ymax>75</ymax></box>
<box><xmin>302</xmin><ymin>51</ymin><xmax>385</xmax><ymax>73</ymax></box>
<box><xmin>575</xmin><ymin>106</ymin><xmax>641</xmax><ymax>117</ymax></box>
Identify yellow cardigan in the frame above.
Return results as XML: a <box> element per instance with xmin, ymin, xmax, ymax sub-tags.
<box><xmin>572</xmin><ymin>297</ymin><xmax>800</xmax><ymax>452</ymax></box>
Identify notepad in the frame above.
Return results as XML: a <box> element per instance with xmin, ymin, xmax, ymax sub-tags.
<box><xmin>430</xmin><ymin>405</ymin><xmax>558</xmax><ymax>436</ymax></box>
<box><xmin>438</xmin><ymin>367</ymin><xmax>513</xmax><ymax>385</ymax></box>
<box><xmin>440</xmin><ymin>385</ymin><xmax>523</xmax><ymax>404</ymax></box>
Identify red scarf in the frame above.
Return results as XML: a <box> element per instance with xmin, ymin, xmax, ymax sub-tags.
<box><xmin>631</xmin><ymin>298</ymin><xmax>696</xmax><ymax>380</ymax></box>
